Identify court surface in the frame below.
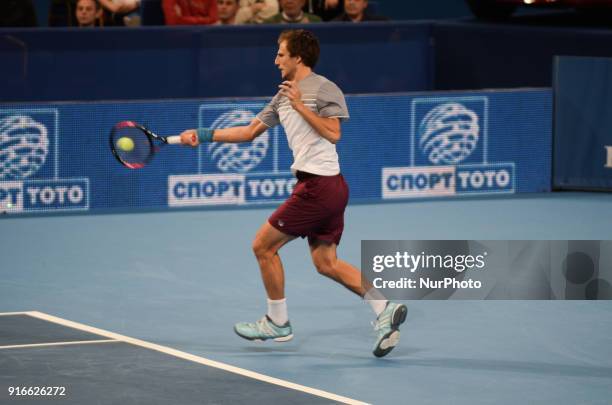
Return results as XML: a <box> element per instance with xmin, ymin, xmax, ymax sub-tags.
<box><xmin>1</xmin><ymin>192</ymin><xmax>612</xmax><ymax>404</ymax></box>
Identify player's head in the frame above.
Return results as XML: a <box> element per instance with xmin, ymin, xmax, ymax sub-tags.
<box><xmin>76</xmin><ymin>0</ymin><xmax>102</xmax><ymax>27</ymax></box>
<box><xmin>275</xmin><ymin>29</ymin><xmax>320</xmax><ymax>80</ymax></box>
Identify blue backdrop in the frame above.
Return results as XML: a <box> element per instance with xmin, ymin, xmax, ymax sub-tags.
<box><xmin>434</xmin><ymin>22</ymin><xmax>612</xmax><ymax>91</ymax></box>
<box><xmin>554</xmin><ymin>56</ymin><xmax>612</xmax><ymax>191</ymax></box>
<box><xmin>0</xmin><ymin>23</ymin><xmax>431</xmax><ymax>103</ymax></box>
<box><xmin>0</xmin><ymin>88</ymin><xmax>552</xmax><ymax>215</ymax></box>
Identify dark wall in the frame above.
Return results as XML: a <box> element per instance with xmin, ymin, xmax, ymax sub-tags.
<box><xmin>553</xmin><ymin>56</ymin><xmax>612</xmax><ymax>191</ymax></box>
<box><xmin>434</xmin><ymin>22</ymin><xmax>612</xmax><ymax>91</ymax></box>
<box><xmin>4</xmin><ymin>17</ymin><xmax>612</xmax><ymax>103</ymax></box>
<box><xmin>0</xmin><ymin>22</ymin><xmax>432</xmax><ymax>102</ymax></box>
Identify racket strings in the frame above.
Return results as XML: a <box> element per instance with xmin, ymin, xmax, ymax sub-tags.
<box><xmin>111</xmin><ymin>126</ymin><xmax>153</xmax><ymax>167</ymax></box>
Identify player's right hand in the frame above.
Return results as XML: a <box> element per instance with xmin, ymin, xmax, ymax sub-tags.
<box><xmin>180</xmin><ymin>130</ymin><xmax>200</xmax><ymax>147</ymax></box>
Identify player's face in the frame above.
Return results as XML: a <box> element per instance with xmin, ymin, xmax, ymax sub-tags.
<box><xmin>275</xmin><ymin>41</ymin><xmax>299</xmax><ymax>81</ymax></box>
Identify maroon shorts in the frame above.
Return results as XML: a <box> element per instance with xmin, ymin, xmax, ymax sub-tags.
<box><xmin>268</xmin><ymin>171</ymin><xmax>349</xmax><ymax>245</ymax></box>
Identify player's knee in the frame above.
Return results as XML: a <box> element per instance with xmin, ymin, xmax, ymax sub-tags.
<box><xmin>252</xmin><ymin>237</ymin><xmax>272</xmax><ymax>260</ymax></box>
<box><xmin>314</xmin><ymin>258</ymin><xmax>336</xmax><ymax>278</ymax></box>
<box><xmin>252</xmin><ymin>238</ymin><xmax>264</xmax><ymax>258</ymax></box>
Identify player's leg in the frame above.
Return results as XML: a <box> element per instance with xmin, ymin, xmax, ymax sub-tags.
<box><xmin>308</xmin><ymin>239</ymin><xmax>407</xmax><ymax>357</ymax></box>
<box><xmin>308</xmin><ymin>239</ymin><xmax>389</xmax><ymax>311</ymax></box>
<box><xmin>233</xmin><ymin>222</ymin><xmax>295</xmax><ymax>342</ymax></box>
<box><xmin>252</xmin><ymin>221</ymin><xmax>296</xmax><ymax>300</ymax></box>
<box><xmin>309</xmin><ymin>239</ymin><xmax>365</xmax><ymax>296</ymax></box>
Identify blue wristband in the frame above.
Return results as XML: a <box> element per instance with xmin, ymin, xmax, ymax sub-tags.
<box><xmin>197</xmin><ymin>127</ymin><xmax>214</xmax><ymax>143</ymax></box>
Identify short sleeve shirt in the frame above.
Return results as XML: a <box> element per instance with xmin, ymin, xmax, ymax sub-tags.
<box><xmin>257</xmin><ymin>73</ymin><xmax>349</xmax><ymax>176</ymax></box>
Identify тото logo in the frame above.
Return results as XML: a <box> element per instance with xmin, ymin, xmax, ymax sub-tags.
<box><xmin>208</xmin><ymin>110</ymin><xmax>269</xmax><ymax>173</ymax></box>
<box><xmin>0</xmin><ymin>115</ymin><xmax>49</xmax><ymax>180</ymax></box>
<box><xmin>419</xmin><ymin>102</ymin><xmax>479</xmax><ymax>165</ymax></box>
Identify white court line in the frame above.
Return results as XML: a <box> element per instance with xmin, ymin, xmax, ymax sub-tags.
<box><xmin>0</xmin><ymin>339</ymin><xmax>118</xmax><ymax>350</ymax></box>
<box><xmin>24</xmin><ymin>311</ymin><xmax>369</xmax><ymax>405</ymax></box>
<box><xmin>0</xmin><ymin>312</ymin><xmax>32</xmax><ymax>316</ymax></box>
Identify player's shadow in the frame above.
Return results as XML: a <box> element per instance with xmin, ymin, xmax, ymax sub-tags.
<box><xmin>317</xmin><ymin>357</ymin><xmax>612</xmax><ymax>378</ymax></box>
<box><xmin>241</xmin><ymin>345</ymin><xmax>301</xmax><ymax>354</ymax></box>
<box><xmin>409</xmin><ymin>358</ymin><xmax>612</xmax><ymax>378</ymax></box>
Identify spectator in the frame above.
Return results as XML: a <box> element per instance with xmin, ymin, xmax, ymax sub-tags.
<box><xmin>76</xmin><ymin>0</ymin><xmax>103</xmax><ymax>26</ymax></box>
<box><xmin>0</xmin><ymin>0</ymin><xmax>37</xmax><ymax>27</ymax></box>
<box><xmin>98</xmin><ymin>0</ymin><xmax>141</xmax><ymax>25</ymax></box>
<box><xmin>264</xmin><ymin>0</ymin><xmax>321</xmax><ymax>23</ymax></box>
<box><xmin>235</xmin><ymin>0</ymin><xmax>278</xmax><ymax>24</ymax></box>
<box><xmin>163</xmin><ymin>0</ymin><xmax>218</xmax><ymax>25</ymax></box>
<box><xmin>215</xmin><ymin>0</ymin><xmax>240</xmax><ymax>24</ymax></box>
<box><xmin>98</xmin><ymin>0</ymin><xmax>139</xmax><ymax>14</ymax></box>
<box><xmin>303</xmin><ymin>0</ymin><xmax>342</xmax><ymax>21</ymax></box>
<box><xmin>333</xmin><ymin>0</ymin><xmax>387</xmax><ymax>22</ymax></box>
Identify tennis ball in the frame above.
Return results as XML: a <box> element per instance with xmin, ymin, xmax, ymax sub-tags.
<box><xmin>117</xmin><ymin>137</ymin><xmax>135</xmax><ymax>152</ymax></box>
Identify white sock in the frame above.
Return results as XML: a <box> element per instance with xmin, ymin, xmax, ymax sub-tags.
<box><xmin>364</xmin><ymin>288</ymin><xmax>388</xmax><ymax>317</ymax></box>
<box><xmin>267</xmin><ymin>298</ymin><xmax>288</xmax><ymax>326</ymax></box>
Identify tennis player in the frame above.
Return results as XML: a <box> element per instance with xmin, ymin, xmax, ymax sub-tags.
<box><xmin>180</xmin><ymin>29</ymin><xmax>407</xmax><ymax>357</ymax></box>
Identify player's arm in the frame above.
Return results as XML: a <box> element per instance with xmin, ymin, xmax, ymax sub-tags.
<box><xmin>279</xmin><ymin>81</ymin><xmax>341</xmax><ymax>144</ymax></box>
<box><xmin>179</xmin><ymin>118</ymin><xmax>268</xmax><ymax>146</ymax></box>
<box><xmin>294</xmin><ymin>104</ymin><xmax>341</xmax><ymax>144</ymax></box>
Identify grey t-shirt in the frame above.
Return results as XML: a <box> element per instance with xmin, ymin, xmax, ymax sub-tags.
<box><xmin>257</xmin><ymin>72</ymin><xmax>349</xmax><ymax>176</ymax></box>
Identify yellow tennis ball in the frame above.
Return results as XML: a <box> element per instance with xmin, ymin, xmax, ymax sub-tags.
<box><xmin>117</xmin><ymin>137</ymin><xmax>135</xmax><ymax>152</ymax></box>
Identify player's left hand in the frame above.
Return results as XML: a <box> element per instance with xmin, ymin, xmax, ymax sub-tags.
<box><xmin>279</xmin><ymin>81</ymin><xmax>303</xmax><ymax>110</ymax></box>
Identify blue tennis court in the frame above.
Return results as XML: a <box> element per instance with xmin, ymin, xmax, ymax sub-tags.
<box><xmin>2</xmin><ymin>193</ymin><xmax>612</xmax><ymax>404</ymax></box>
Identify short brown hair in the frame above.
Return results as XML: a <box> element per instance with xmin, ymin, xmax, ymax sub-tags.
<box><xmin>77</xmin><ymin>0</ymin><xmax>101</xmax><ymax>9</ymax></box>
<box><xmin>278</xmin><ymin>29</ymin><xmax>320</xmax><ymax>68</ymax></box>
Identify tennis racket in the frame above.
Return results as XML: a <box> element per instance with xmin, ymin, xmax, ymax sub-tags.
<box><xmin>109</xmin><ymin>121</ymin><xmax>183</xmax><ymax>169</ymax></box>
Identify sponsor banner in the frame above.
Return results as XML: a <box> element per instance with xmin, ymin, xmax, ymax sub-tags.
<box><xmin>244</xmin><ymin>173</ymin><xmax>296</xmax><ymax>203</ymax></box>
<box><xmin>362</xmin><ymin>240</ymin><xmax>612</xmax><ymax>300</ymax></box>
<box><xmin>455</xmin><ymin>163</ymin><xmax>514</xmax><ymax>194</ymax></box>
<box><xmin>0</xmin><ymin>109</ymin><xmax>90</xmax><ymax>214</ymax></box>
<box><xmin>168</xmin><ymin>174</ymin><xmax>245</xmax><ymax>207</ymax></box>
<box><xmin>0</xmin><ymin>179</ymin><xmax>90</xmax><ymax>213</ymax></box>
<box><xmin>380</xmin><ymin>95</ymin><xmax>526</xmax><ymax>199</ymax></box>
<box><xmin>0</xmin><ymin>110</ymin><xmax>57</xmax><ymax>180</ymax></box>
<box><xmin>382</xmin><ymin>163</ymin><xmax>516</xmax><ymax>198</ymax></box>
<box><xmin>168</xmin><ymin>173</ymin><xmax>297</xmax><ymax>207</ymax></box>
<box><xmin>382</xmin><ymin>166</ymin><xmax>455</xmax><ymax>199</ymax></box>
<box><xmin>23</xmin><ymin>179</ymin><xmax>89</xmax><ymax>211</ymax></box>
<box><xmin>0</xmin><ymin>88</ymin><xmax>551</xmax><ymax>215</ymax></box>
<box><xmin>168</xmin><ymin>100</ymin><xmax>298</xmax><ymax>209</ymax></box>
<box><xmin>0</xmin><ymin>181</ymin><xmax>23</xmax><ymax>213</ymax></box>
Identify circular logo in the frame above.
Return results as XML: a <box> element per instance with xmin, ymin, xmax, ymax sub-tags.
<box><xmin>418</xmin><ymin>102</ymin><xmax>479</xmax><ymax>165</ymax></box>
<box><xmin>207</xmin><ymin>110</ymin><xmax>269</xmax><ymax>173</ymax></box>
<box><xmin>0</xmin><ymin>115</ymin><xmax>49</xmax><ymax>180</ymax></box>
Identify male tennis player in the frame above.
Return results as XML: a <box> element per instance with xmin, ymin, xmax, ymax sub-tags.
<box><xmin>180</xmin><ymin>29</ymin><xmax>407</xmax><ymax>357</ymax></box>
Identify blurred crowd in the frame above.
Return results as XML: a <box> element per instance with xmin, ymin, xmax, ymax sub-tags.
<box><xmin>0</xmin><ymin>0</ymin><xmax>388</xmax><ymax>28</ymax></box>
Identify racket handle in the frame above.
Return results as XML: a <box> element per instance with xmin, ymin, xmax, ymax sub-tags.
<box><xmin>166</xmin><ymin>135</ymin><xmax>182</xmax><ymax>145</ymax></box>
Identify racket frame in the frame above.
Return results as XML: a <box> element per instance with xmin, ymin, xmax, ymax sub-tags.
<box><xmin>110</xmin><ymin>121</ymin><xmax>175</xmax><ymax>169</ymax></box>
